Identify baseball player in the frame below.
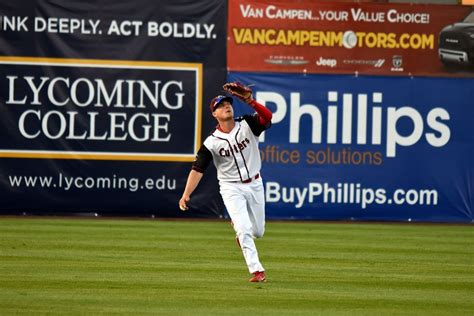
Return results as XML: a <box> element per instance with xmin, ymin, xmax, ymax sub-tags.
<box><xmin>179</xmin><ymin>82</ymin><xmax>272</xmax><ymax>282</ymax></box>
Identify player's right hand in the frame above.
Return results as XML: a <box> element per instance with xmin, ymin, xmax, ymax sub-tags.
<box><xmin>179</xmin><ymin>195</ymin><xmax>190</xmax><ymax>211</ymax></box>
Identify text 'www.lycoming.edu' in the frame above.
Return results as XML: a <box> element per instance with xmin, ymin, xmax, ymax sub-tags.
<box><xmin>8</xmin><ymin>173</ymin><xmax>176</xmax><ymax>192</ymax></box>
<box><xmin>266</xmin><ymin>182</ymin><xmax>438</xmax><ymax>209</ymax></box>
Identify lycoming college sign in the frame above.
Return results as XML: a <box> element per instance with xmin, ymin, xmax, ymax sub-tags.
<box><xmin>0</xmin><ymin>57</ymin><xmax>202</xmax><ymax>161</ymax></box>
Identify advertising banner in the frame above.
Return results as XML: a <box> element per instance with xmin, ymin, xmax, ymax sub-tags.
<box><xmin>228</xmin><ymin>72</ymin><xmax>474</xmax><ymax>222</ymax></box>
<box><xmin>0</xmin><ymin>0</ymin><xmax>227</xmax><ymax>217</ymax></box>
<box><xmin>228</xmin><ymin>0</ymin><xmax>474</xmax><ymax>77</ymax></box>
<box><xmin>0</xmin><ymin>57</ymin><xmax>202</xmax><ymax>161</ymax></box>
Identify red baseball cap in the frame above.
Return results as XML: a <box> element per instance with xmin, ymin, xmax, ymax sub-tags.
<box><xmin>209</xmin><ymin>95</ymin><xmax>233</xmax><ymax>112</ymax></box>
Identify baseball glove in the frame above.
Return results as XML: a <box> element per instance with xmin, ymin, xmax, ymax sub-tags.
<box><xmin>223</xmin><ymin>82</ymin><xmax>253</xmax><ymax>103</ymax></box>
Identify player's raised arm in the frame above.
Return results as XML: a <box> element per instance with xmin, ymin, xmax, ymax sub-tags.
<box><xmin>248</xmin><ymin>99</ymin><xmax>272</xmax><ymax>127</ymax></box>
<box><xmin>223</xmin><ymin>82</ymin><xmax>272</xmax><ymax>126</ymax></box>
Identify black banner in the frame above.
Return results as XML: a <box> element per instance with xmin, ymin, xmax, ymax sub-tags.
<box><xmin>0</xmin><ymin>0</ymin><xmax>227</xmax><ymax>217</ymax></box>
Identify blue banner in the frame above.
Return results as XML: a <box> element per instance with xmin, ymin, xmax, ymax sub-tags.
<box><xmin>228</xmin><ymin>72</ymin><xmax>474</xmax><ymax>222</ymax></box>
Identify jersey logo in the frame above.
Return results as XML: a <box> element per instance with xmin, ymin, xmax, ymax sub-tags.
<box><xmin>218</xmin><ymin>138</ymin><xmax>250</xmax><ymax>157</ymax></box>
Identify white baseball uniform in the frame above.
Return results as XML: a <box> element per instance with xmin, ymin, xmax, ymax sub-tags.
<box><xmin>192</xmin><ymin>108</ymin><xmax>271</xmax><ymax>274</ymax></box>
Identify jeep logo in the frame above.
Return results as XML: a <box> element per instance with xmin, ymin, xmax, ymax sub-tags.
<box><xmin>316</xmin><ymin>57</ymin><xmax>337</xmax><ymax>68</ymax></box>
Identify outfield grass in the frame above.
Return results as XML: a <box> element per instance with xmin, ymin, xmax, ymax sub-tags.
<box><xmin>0</xmin><ymin>217</ymin><xmax>472</xmax><ymax>315</ymax></box>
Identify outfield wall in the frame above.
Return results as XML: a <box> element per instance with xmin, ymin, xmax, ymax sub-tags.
<box><xmin>0</xmin><ymin>1</ymin><xmax>472</xmax><ymax>222</ymax></box>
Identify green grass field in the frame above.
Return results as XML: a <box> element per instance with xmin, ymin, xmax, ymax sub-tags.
<box><xmin>0</xmin><ymin>217</ymin><xmax>472</xmax><ymax>315</ymax></box>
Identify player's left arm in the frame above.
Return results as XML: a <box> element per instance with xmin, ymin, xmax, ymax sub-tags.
<box><xmin>223</xmin><ymin>81</ymin><xmax>272</xmax><ymax>133</ymax></box>
<box><xmin>243</xmin><ymin>98</ymin><xmax>272</xmax><ymax>136</ymax></box>
<box><xmin>248</xmin><ymin>99</ymin><xmax>272</xmax><ymax>128</ymax></box>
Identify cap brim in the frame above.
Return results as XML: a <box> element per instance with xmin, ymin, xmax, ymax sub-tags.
<box><xmin>221</xmin><ymin>96</ymin><xmax>233</xmax><ymax>104</ymax></box>
<box><xmin>213</xmin><ymin>96</ymin><xmax>233</xmax><ymax>111</ymax></box>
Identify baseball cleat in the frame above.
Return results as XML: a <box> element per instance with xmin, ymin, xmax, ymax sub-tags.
<box><xmin>249</xmin><ymin>271</ymin><xmax>266</xmax><ymax>282</ymax></box>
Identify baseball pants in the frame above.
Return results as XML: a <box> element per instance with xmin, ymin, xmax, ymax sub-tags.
<box><xmin>220</xmin><ymin>177</ymin><xmax>265</xmax><ymax>273</ymax></box>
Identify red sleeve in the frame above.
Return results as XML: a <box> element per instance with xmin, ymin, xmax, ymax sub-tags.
<box><xmin>249</xmin><ymin>100</ymin><xmax>272</xmax><ymax>125</ymax></box>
